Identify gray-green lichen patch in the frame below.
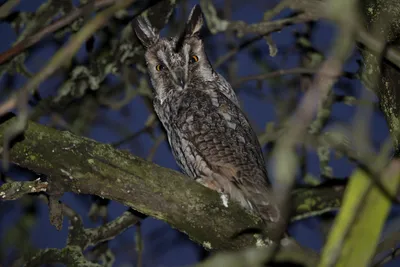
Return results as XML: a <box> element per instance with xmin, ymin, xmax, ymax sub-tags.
<box><xmin>36</xmin><ymin>130</ymin><xmax>47</xmax><ymax>141</ymax></box>
<box><xmin>296</xmin><ymin>197</ymin><xmax>317</xmax><ymax>213</ymax></box>
<box><xmin>254</xmin><ymin>234</ymin><xmax>268</xmax><ymax>247</ymax></box>
<box><xmin>60</xmin><ymin>130</ymin><xmax>83</xmax><ymax>143</ymax></box>
<box><xmin>220</xmin><ymin>193</ymin><xmax>229</xmax><ymax>208</ymax></box>
<box><xmin>203</xmin><ymin>241</ymin><xmax>212</xmax><ymax>249</ymax></box>
<box><xmin>120</xmin><ymin>44</ymin><xmax>141</xmax><ymax>63</ymax></box>
<box><xmin>368</xmin><ymin>7</ymin><xmax>374</xmax><ymax>15</ymax></box>
<box><xmin>60</xmin><ymin>168</ymin><xmax>74</xmax><ymax>180</ymax></box>
<box><xmin>389</xmin><ymin>114</ymin><xmax>400</xmax><ymax>134</ymax></box>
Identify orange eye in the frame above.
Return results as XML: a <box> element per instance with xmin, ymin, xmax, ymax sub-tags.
<box><xmin>190</xmin><ymin>55</ymin><xmax>199</xmax><ymax>63</ymax></box>
<box><xmin>156</xmin><ymin>64</ymin><xmax>163</xmax><ymax>71</ymax></box>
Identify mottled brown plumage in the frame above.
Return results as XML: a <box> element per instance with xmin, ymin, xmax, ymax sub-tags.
<box><xmin>133</xmin><ymin>5</ymin><xmax>280</xmax><ymax>223</ymax></box>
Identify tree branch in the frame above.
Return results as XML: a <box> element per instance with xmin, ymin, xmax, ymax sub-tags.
<box><xmin>0</xmin><ymin>0</ymin><xmax>119</xmax><ymax>65</ymax></box>
<box><xmin>25</xmin><ymin>246</ymin><xmax>102</xmax><ymax>267</ymax></box>
<box><xmin>0</xmin><ymin>116</ymin><xmax>341</xmax><ymax>254</ymax></box>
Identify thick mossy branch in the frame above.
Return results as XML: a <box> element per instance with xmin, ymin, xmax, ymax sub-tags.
<box><xmin>291</xmin><ymin>181</ymin><xmax>345</xmax><ymax>221</ymax></box>
<box><xmin>0</xmin><ymin>116</ymin><xmax>264</xmax><ymax>250</ymax></box>
<box><xmin>360</xmin><ymin>0</ymin><xmax>400</xmax><ymax>156</ymax></box>
<box><xmin>0</xmin><ymin>117</ymin><xmax>343</xmax><ymax>250</ymax></box>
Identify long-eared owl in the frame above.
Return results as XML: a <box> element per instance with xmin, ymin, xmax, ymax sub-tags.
<box><xmin>133</xmin><ymin>5</ymin><xmax>280</xmax><ymax>224</ymax></box>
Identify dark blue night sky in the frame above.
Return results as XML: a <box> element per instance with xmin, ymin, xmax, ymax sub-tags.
<box><xmin>1</xmin><ymin>0</ymin><xmax>399</xmax><ymax>266</ymax></box>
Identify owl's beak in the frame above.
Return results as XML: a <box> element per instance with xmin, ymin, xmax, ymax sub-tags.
<box><xmin>176</xmin><ymin>69</ymin><xmax>186</xmax><ymax>88</ymax></box>
<box><xmin>179</xmin><ymin>78</ymin><xmax>185</xmax><ymax>88</ymax></box>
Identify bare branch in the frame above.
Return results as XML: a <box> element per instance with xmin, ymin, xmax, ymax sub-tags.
<box><xmin>0</xmin><ymin>0</ymin><xmax>119</xmax><ymax>65</ymax></box>
<box><xmin>0</xmin><ymin>178</ymin><xmax>48</xmax><ymax>200</ymax></box>
<box><xmin>25</xmin><ymin>246</ymin><xmax>102</xmax><ymax>267</ymax></box>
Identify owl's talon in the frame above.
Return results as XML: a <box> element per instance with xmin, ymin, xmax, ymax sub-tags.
<box><xmin>196</xmin><ymin>177</ymin><xmax>223</xmax><ymax>193</ymax></box>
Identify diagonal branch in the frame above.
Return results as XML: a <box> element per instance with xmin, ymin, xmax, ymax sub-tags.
<box><xmin>0</xmin><ymin>115</ymin><xmax>343</xmax><ymax>254</ymax></box>
<box><xmin>25</xmin><ymin>246</ymin><xmax>102</xmax><ymax>267</ymax></box>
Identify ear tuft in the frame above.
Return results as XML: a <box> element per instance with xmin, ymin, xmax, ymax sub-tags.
<box><xmin>185</xmin><ymin>5</ymin><xmax>204</xmax><ymax>37</ymax></box>
<box><xmin>132</xmin><ymin>16</ymin><xmax>159</xmax><ymax>48</ymax></box>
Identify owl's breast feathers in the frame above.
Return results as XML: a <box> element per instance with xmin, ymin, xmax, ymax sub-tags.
<box><xmin>154</xmin><ymin>85</ymin><xmax>280</xmax><ymax>223</ymax></box>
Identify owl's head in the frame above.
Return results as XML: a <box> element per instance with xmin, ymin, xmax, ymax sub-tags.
<box><xmin>133</xmin><ymin>5</ymin><xmax>215</xmax><ymax>102</ymax></box>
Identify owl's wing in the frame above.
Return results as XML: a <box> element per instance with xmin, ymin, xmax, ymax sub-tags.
<box><xmin>216</xmin><ymin>73</ymin><xmax>240</xmax><ymax>107</ymax></box>
<box><xmin>175</xmin><ymin>88</ymin><xmax>280</xmax><ymax>222</ymax></box>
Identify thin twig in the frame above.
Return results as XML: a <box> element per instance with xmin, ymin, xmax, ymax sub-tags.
<box><xmin>0</xmin><ymin>0</ymin><xmax>118</xmax><ymax>65</ymax></box>
<box><xmin>0</xmin><ymin>0</ymin><xmax>135</xmax><ymax>119</ymax></box>
<box><xmin>147</xmin><ymin>134</ymin><xmax>165</xmax><ymax>161</ymax></box>
<box><xmin>232</xmin><ymin>67</ymin><xmax>320</xmax><ymax>87</ymax></box>
<box><xmin>112</xmin><ymin>114</ymin><xmax>157</xmax><ymax>147</ymax></box>
<box><xmin>373</xmin><ymin>248</ymin><xmax>400</xmax><ymax>267</ymax></box>
<box><xmin>0</xmin><ymin>0</ymin><xmax>136</xmax><ymax>174</ymax></box>
<box><xmin>270</xmin><ymin>9</ymin><xmax>355</xmax><ymax>254</ymax></box>
<box><xmin>0</xmin><ymin>0</ymin><xmax>20</xmax><ymax>19</ymax></box>
<box><xmin>214</xmin><ymin>34</ymin><xmax>263</xmax><ymax>69</ymax></box>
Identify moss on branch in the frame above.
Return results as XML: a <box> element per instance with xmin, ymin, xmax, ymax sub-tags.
<box><xmin>0</xmin><ymin>116</ymin><xmax>343</xmax><ymax>251</ymax></box>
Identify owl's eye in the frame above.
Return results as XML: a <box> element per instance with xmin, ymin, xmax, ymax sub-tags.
<box><xmin>190</xmin><ymin>55</ymin><xmax>199</xmax><ymax>64</ymax></box>
<box><xmin>155</xmin><ymin>64</ymin><xmax>164</xmax><ymax>71</ymax></box>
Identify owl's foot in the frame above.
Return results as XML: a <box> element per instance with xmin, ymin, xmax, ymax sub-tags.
<box><xmin>196</xmin><ymin>176</ymin><xmax>223</xmax><ymax>193</ymax></box>
<box><xmin>196</xmin><ymin>177</ymin><xmax>230</xmax><ymax>208</ymax></box>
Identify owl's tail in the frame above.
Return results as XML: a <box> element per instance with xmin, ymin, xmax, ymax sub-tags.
<box><xmin>244</xmin><ymin>187</ymin><xmax>281</xmax><ymax>224</ymax></box>
<box><xmin>205</xmin><ymin>164</ymin><xmax>281</xmax><ymax>225</ymax></box>
<box><xmin>223</xmin><ymin>178</ymin><xmax>281</xmax><ymax>224</ymax></box>
<box><xmin>241</xmin><ymin>186</ymin><xmax>286</xmax><ymax>243</ymax></box>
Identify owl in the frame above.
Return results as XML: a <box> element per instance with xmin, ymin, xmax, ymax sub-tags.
<box><xmin>133</xmin><ymin>5</ymin><xmax>280</xmax><ymax>224</ymax></box>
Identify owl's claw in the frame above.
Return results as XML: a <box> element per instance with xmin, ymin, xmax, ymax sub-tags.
<box><xmin>196</xmin><ymin>177</ymin><xmax>229</xmax><ymax>208</ymax></box>
<box><xmin>196</xmin><ymin>177</ymin><xmax>223</xmax><ymax>193</ymax></box>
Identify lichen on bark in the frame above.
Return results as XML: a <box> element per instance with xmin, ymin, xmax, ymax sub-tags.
<box><xmin>0</xmin><ymin>115</ymin><xmax>343</xmax><ymax>251</ymax></box>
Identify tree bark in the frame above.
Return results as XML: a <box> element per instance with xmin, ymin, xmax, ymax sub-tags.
<box><xmin>0</xmin><ymin>115</ymin><xmax>343</xmax><ymax>252</ymax></box>
<box><xmin>360</xmin><ymin>0</ymin><xmax>400</xmax><ymax>156</ymax></box>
